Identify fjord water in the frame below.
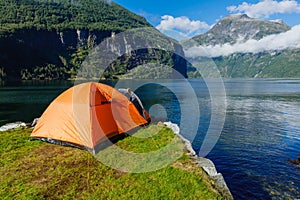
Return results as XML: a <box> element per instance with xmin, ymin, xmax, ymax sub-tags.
<box><xmin>138</xmin><ymin>79</ymin><xmax>300</xmax><ymax>199</ymax></box>
<box><xmin>0</xmin><ymin>81</ymin><xmax>72</xmax><ymax>125</ymax></box>
<box><xmin>202</xmin><ymin>79</ymin><xmax>300</xmax><ymax>199</ymax></box>
<box><xmin>1</xmin><ymin>79</ymin><xmax>300</xmax><ymax>199</ymax></box>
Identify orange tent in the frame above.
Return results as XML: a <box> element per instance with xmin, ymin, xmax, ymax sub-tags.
<box><xmin>31</xmin><ymin>82</ymin><xmax>149</xmax><ymax>150</ymax></box>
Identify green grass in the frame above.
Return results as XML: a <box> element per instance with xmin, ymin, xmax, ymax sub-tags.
<box><xmin>0</xmin><ymin>124</ymin><xmax>222</xmax><ymax>199</ymax></box>
<box><xmin>115</xmin><ymin>125</ymin><xmax>180</xmax><ymax>152</ymax></box>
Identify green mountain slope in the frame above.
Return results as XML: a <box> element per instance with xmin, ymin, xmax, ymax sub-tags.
<box><xmin>0</xmin><ymin>0</ymin><xmax>149</xmax><ymax>32</ymax></box>
<box><xmin>213</xmin><ymin>49</ymin><xmax>300</xmax><ymax>78</ymax></box>
<box><xmin>0</xmin><ymin>0</ymin><xmax>187</xmax><ymax>80</ymax></box>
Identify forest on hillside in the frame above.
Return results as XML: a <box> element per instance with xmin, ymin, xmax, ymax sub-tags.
<box><xmin>0</xmin><ymin>0</ymin><xmax>150</xmax><ymax>33</ymax></box>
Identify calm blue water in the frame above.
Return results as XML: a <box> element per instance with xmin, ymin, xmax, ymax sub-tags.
<box><xmin>1</xmin><ymin>79</ymin><xmax>300</xmax><ymax>199</ymax></box>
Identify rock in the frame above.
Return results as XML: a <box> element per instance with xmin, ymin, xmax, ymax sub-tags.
<box><xmin>164</xmin><ymin>121</ymin><xmax>196</xmax><ymax>156</ymax></box>
<box><xmin>0</xmin><ymin>122</ymin><xmax>27</xmax><ymax>132</ymax></box>
<box><xmin>288</xmin><ymin>154</ymin><xmax>300</xmax><ymax>165</ymax></box>
<box><xmin>194</xmin><ymin>157</ymin><xmax>218</xmax><ymax>176</ymax></box>
<box><xmin>212</xmin><ymin>173</ymin><xmax>234</xmax><ymax>199</ymax></box>
<box><xmin>31</xmin><ymin>118</ymin><xmax>39</xmax><ymax>127</ymax></box>
<box><xmin>163</xmin><ymin>121</ymin><xmax>233</xmax><ymax>200</ymax></box>
<box><xmin>194</xmin><ymin>157</ymin><xmax>233</xmax><ymax>198</ymax></box>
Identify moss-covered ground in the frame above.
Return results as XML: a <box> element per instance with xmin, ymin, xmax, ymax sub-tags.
<box><xmin>0</xmin><ymin>124</ymin><xmax>222</xmax><ymax>199</ymax></box>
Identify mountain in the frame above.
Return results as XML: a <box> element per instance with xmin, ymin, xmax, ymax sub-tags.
<box><xmin>0</xmin><ymin>0</ymin><xmax>187</xmax><ymax>81</ymax></box>
<box><xmin>183</xmin><ymin>14</ymin><xmax>300</xmax><ymax>78</ymax></box>
<box><xmin>190</xmin><ymin>14</ymin><xmax>290</xmax><ymax>45</ymax></box>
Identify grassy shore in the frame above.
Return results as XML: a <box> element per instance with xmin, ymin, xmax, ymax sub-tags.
<box><xmin>0</xmin><ymin>124</ymin><xmax>223</xmax><ymax>199</ymax></box>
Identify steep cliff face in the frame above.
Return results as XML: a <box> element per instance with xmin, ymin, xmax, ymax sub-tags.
<box><xmin>0</xmin><ymin>29</ymin><xmax>112</xmax><ymax>63</ymax></box>
<box><xmin>0</xmin><ymin>0</ymin><xmax>187</xmax><ymax>80</ymax></box>
<box><xmin>0</xmin><ymin>28</ymin><xmax>187</xmax><ymax>80</ymax></box>
<box><xmin>76</xmin><ymin>28</ymin><xmax>187</xmax><ymax>79</ymax></box>
<box><xmin>0</xmin><ymin>29</ymin><xmax>112</xmax><ymax>79</ymax></box>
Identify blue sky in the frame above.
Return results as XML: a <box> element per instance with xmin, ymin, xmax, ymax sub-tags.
<box><xmin>113</xmin><ymin>0</ymin><xmax>300</xmax><ymax>40</ymax></box>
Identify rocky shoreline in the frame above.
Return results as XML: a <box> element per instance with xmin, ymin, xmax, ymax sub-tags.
<box><xmin>163</xmin><ymin>121</ymin><xmax>233</xmax><ymax>200</ymax></box>
<box><xmin>0</xmin><ymin>121</ymin><xmax>27</xmax><ymax>132</ymax></box>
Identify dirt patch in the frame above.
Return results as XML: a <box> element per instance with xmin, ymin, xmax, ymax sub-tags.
<box><xmin>3</xmin><ymin>143</ymin><xmax>92</xmax><ymax>198</ymax></box>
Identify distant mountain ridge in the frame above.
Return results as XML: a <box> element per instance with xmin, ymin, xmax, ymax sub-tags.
<box><xmin>183</xmin><ymin>14</ymin><xmax>300</xmax><ymax>78</ymax></box>
<box><xmin>190</xmin><ymin>14</ymin><xmax>290</xmax><ymax>45</ymax></box>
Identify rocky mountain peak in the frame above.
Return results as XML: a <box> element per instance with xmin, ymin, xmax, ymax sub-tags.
<box><xmin>187</xmin><ymin>14</ymin><xmax>290</xmax><ymax>46</ymax></box>
<box><xmin>223</xmin><ymin>14</ymin><xmax>251</xmax><ymax>20</ymax></box>
<box><xmin>183</xmin><ymin>14</ymin><xmax>300</xmax><ymax>78</ymax></box>
<box><xmin>269</xmin><ymin>19</ymin><xmax>285</xmax><ymax>25</ymax></box>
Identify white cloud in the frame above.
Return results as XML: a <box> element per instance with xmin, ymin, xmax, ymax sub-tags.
<box><xmin>185</xmin><ymin>25</ymin><xmax>300</xmax><ymax>58</ymax></box>
<box><xmin>227</xmin><ymin>0</ymin><xmax>300</xmax><ymax>18</ymax></box>
<box><xmin>156</xmin><ymin>15</ymin><xmax>210</xmax><ymax>40</ymax></box>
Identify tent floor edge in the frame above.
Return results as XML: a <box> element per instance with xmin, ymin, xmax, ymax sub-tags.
<box><xmin>31</xmin><ymin>137</ymin><xmax>86</xmax><ymax>150</ymax></box>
